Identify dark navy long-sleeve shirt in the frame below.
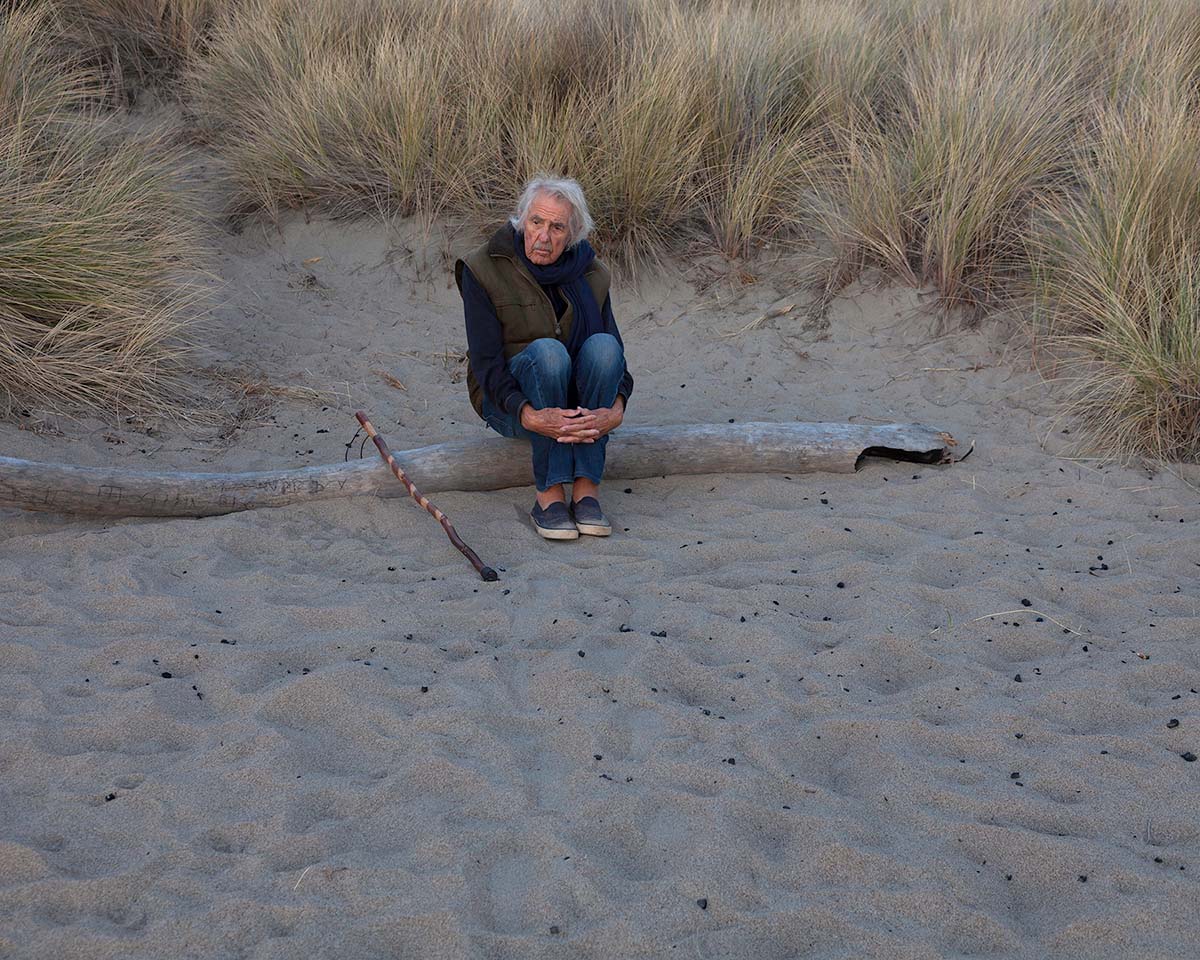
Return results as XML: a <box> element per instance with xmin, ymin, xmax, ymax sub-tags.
<box><xmin>461</xmin><ymin>265</ymin><xmax>634</xmax><ymax>418</ymax></box>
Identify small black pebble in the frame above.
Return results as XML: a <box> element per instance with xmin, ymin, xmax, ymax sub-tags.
<box><xmin>594</xmin><ymin>754</ymin><xmax>602</xmax><ymax>761</ymax></box>
<box><xmin>651</xmin><ymin>630</ymin><xmax>666</xmax><ymax>637</ymax></box>
<box><xmin>619</xmin><ymin>624</ymin><xmax>632</xmax><ymax>632</ymax></box>
<box><xmin>1167</xmin><ymin>719</ymin><xmax>1179</xmax><ymax>729</ymax></box>
<box><xmin>577</xmin><ymin>650</ymin><xmax>585</xmax><ymax>657</ymax></box>
<box><xmin>1014</xmin><ymin>733</ymin><xmax>1023</xmax><ymax>739</ymax></box>
<box><xmin>1013</xmin><ymin>674</ymin><xmax>1022</xmax><ymax>682</ymax></box>
<box><xmin>696</xmin><ymin>898</ymin><xmax>708</xmax><ymax>910</ymax></box>
<box><xmin>420</xmin><ymin>686</ymin><xmax>429</xmax><ymax>693</ymax></box>
<box><xmin>105</xmin><ymin>793</ymin><xmax>116</xmax><ymax>802</ymax></box>
<box><xmin>624</xmin><ymin>488</ymin><xmax>632</xmax><ymax>494</ymax></box>
<box><xmin>550</xmin><ymin>926</ymin><xmax>560</xmax><ymax>935</ymax></box>
<box><xmin>1021</xmin><ymin>598</ymin><xmax>1032</xmax><ymax>607</ymax></box>
<box><xmin>836</xmin><ymin>581</ymin><xmax>845</xmax><ymax>589</ymax></box>
<box><xmin>161</xmin><ymin>672</ymin><xmax>172</xmax><ymax>679</ymax></box>
<box><xmin>1078</xmin><ymin>875</ymin><xmax>1087</xmax><ymax>882</ymax></box>
<box><xmin>1010</xmin><ymin>771</ymin><xmax>1020</xmax><ymax>779</ymax></box>
<box><xmin>1183</xmin><ymin>752</ymin><xmax>1197</xmax><ymax>762</ymax></box>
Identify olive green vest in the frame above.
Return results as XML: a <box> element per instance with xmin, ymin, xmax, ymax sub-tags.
<box><xmin>455</xmin><ymin>225</ymin><xmax>611</xmax><ymax>419</ymax></box>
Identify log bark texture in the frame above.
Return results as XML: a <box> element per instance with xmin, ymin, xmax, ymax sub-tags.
<box><xmin>0</xmin><ymin>421</ymin><xmax>956</xmax><ymax>518</ymax></box>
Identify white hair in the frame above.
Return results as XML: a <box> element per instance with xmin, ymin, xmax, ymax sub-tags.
<box><xmin>509</xmin><ymin>175</ymin><xmax>595</xmax><ymax>247</ymax></box>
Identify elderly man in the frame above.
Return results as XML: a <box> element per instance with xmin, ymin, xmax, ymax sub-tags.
<box><xmin>456</xmin><ymin>175</ymin><xmax>633</xmax><ymax>540</ymax></box>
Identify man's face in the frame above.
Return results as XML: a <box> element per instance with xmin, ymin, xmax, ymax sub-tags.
<box><xmin>522</xmin><ymin>192</ymin><xmax>572</xmax><ymax>265</ymax></box>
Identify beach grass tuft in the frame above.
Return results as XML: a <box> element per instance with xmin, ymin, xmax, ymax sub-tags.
<box><xmin>42</xmin><ymin>0</ymin><xmax>229</xmax><ymax>98</ymax></box>
<box><xmin>0</xmin><ymin>6</ymin><xmax>205</xmax><ymax>417</ymax></box>
<box><xmin>1031</xmin><ymin>86</ymin><xmax>1200</xmax><ymax>461</ymax></box>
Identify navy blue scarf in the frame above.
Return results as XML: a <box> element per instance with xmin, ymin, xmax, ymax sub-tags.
<box><xmin>513</xmin><ymin>226</ymin><xmax>603</xmax><ymax>358</ymax></box>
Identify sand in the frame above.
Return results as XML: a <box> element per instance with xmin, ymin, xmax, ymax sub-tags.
<box><xmin>1</xmin><ymin>209</ymin><xmax>1198</xmax><ymax>960</ymax></box>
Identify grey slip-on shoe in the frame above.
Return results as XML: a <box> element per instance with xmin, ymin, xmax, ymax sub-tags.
<box><xmin>570</xmin><ymin>496</ymin><xmax>612</xmax><ymax>536</ymax></box>
<box><xmin>531</xmin><ymin>500</ymin><xmax>579</xmax><ymax>540</ymax></box>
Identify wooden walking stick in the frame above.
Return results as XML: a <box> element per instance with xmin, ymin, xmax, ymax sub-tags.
<box><xmin>355</xmin><ymin>411</ymin><xmax>499</xmax><ymax>582</ymax></box>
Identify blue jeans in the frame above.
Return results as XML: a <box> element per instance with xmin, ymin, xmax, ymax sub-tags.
<box><xmin>482</xmin><ymin>334</ymin><xmax>625</xmax><ymax>492</ymax></box>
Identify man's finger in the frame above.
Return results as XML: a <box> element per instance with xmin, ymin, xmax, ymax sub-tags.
<box><xmin>560</xmin><ymin>418</ymin><xmax>598</xmax><ymax>432</ymax></box>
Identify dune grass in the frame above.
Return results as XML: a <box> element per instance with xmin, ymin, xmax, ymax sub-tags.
<box><xmin>0</xmin><ymin>6</ymin><xmax>204</xmax><ymax>417</ymax></box>
<box><xmin>40</xmin><ymin>0</ymin><xmax>231</xmax><ymax>99</ymax></box>
<box><xmin>1031</xmin><ymin>86</ymin><xmax>1200</xmax><ymax>461</ymax></box>
<box><xmin>811</xmin><ymin>2</ymin><xmax>1090</xmax><ymax>316</ymax></box>
<box><xmin>190</xmin><ymin>0</ymin><xmax>844</xmax><ymax>260</ymax></box>
<box><xmin>1020</xmin><ymin>0</ymin><xmax>1200</xmax><ymax>461</ymax></box>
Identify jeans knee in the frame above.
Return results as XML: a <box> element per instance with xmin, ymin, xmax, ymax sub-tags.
<box><xmin>526</xmin><ymin>338</ymin><xmax>572</xmax><ymax>382</ymax></box>
<box><xmin>579</xmin><ymin>333</ymin><xmax>622</xmax><ymax>371</ymax></box>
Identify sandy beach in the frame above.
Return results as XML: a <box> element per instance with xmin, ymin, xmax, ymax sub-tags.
<box><xmin>2</xmin><ymin>210</ymin><xmax>1198</xmax><ymax>959</ymax></box>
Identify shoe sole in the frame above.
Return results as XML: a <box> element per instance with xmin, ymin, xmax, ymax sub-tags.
<box><xmin>575</xmin><ymin>522</ymin><xmax>612</xmax><ymax>537</ymax></box>
<box><xmin>535</xmin><ymin>524</ymin><xmax>579</xmax><ymax>540</ymax></box>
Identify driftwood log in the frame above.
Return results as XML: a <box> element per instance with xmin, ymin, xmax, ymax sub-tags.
<box><xmin>0</xmin><ymin>421</ymin><xmax>956</xmax><ymax>518</ymax></box>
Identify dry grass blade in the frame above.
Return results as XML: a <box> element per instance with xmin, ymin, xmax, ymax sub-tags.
<box><xmin>719</xmin><ymin>302</ymin><xmax>795</xmax><ymax>339</ymax></box>
<box><xmin>372</xmin><ymin>369</ymin><xmax>407</xmax><ymax>391</ymax></box>
<box><xmin>969</xmin><ymin>608</ymin><xmax>1082</xmax><ymax>636</ymax></box>
<box><xmin>203</xmin><ymin>366</ymin><xmax>328</xmax><ymax>404</ymax></box>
